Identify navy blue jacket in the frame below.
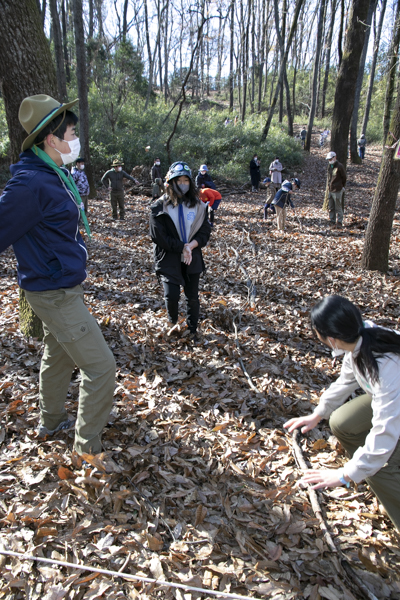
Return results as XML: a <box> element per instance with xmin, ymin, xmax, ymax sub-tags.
<box><xmin>0</xmin><ymin>150</ymin><xmax>87</xmax><ymax>291</ymax></box>
<box><xmin>272</xmin><ymin>182</ymin><xmax>294</xmax><ymax>209</ymax></box>
<box><xmin>195</xmin><ymin>171</ymin><xmax>216</xmax><ymax>190</ymax></box>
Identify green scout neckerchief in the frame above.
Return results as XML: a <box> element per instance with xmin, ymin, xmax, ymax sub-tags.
<box><xmin>32</xmin><ymin>145</ymin><xmax>91</xmax><ymax>239</ymax></box>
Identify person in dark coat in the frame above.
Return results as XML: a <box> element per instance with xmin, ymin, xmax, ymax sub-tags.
<box><xmin>151</xmin><ymin>158</ymin><xmax>164</xmax><ymax>200</ymax></box>
<box><xmin>249</xmin><ymin>154</ymin><xmax>261</xmax><ymax>191</ymax></box>
<box><xmin>195</xmin><ymin>164</ymin><xmax>216</xmax><ymax>190</ymax></box>
<box><xmin>150</xmin><ymin>161</ymin><xmax>211</xmax><ymax>340</ymax></box>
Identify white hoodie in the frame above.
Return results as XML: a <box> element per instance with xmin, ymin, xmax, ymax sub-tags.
<box><xmin>313</xmin><ymin>326</ymin><xmax>400</xmax><ymax>483</ymax></box>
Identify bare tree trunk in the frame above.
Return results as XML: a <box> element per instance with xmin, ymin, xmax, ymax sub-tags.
<box><xmin>241</xmin><ymin>0</ymin><xmax>251</xmax><ymax>121</ymax></box>
<box><xmin>166</xmin><ymin>17</ymin><xmax>206</xmax><ymax>163</ymax></box>
<box><xmin>72</xmin><ymin>0</ymin><xmax>95</xmax><ymax>198</ymax></box>
<box><xmin>304</xmin><ymin>0</ymin><xmax>326</xmax><ymax>151</ymax></box>
<box><xmin>338</xmin><ymin>0</ymin><xmax>345</xmax><ymax>66</ymax></box>
<box><xmin>383</xmin><ymin>0</ymin><xmax>400</xmax><ymax>142</ymax></box>
<box><xmin>50</xmin><ymin>0</ymin><xmax>68</xmax><ymax>101</ymax></box>
<box><xmin>329</xmin><ymin>0</ymin><xmax>371</xmax><ymax>168</ymax></box>
<box><xmin>361</xmin><ymin>0</ymin><xmax>387</xmax><ymax>134</ymax></box>
<box><xmin>61</xmin><ymin>0</ymin><xmax>71</xmax><ymax>84</ymax></box>
<box><xmin>88</xmin><ymin>0</ymin><xmax>94</xmax><ymax>38</ymax></box>
<box><xmin>350</xmin><ymin>0</ymin><xmax>376</xmax><ymax>164</ymax></box>
<box><xmin>164</xmin><ymin>0</ymin><xmax>170</xmax><ymax>102</ymax></box>
<box><xmin>361</xmin><ymin>80</ymin><xmax>400</xmax><ymax>271</ymax></box>
<box><xmin>321</xmin><ymin>0</ymin><xmax>337</xmax><ymax>118</ymax></box>
<box><xmin>0</xmin><ymin>0</ymin><xmax>58</xmax><ymax>163</ymax></box>
<box><xmin>229</xmin><ymin>0</ymin><xmax>235</xmax><ymax>110</ymax></box>
<box><xmin>122</xmin><ymin>0</ymin><xmax>128</xmax><ymax>41</ymax></box>
<box><xmin>262</xmin><ymin>0</ymin><xmax>304</xmax><ymax>139</ymax></box>
<box><xmin>279</xmin><ymin>0</ymin><xmax>287</xmax><ymax>123</ymax></box>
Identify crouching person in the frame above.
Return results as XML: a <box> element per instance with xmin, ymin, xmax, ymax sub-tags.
<box><xmin>199</xmin><ymin>187</ymin><xmax>222</xmax><ymax>226</ymax></box>
<box><xmin>0</xmin><ymin>94</ymin><xmax>116</xmax><ymax>456</ymax></box>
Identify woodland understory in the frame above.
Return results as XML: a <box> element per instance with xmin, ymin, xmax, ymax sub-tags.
<box><xmin>1</xmin><ymin>142</ymin><xmax>400</xmax><ymax>599</ymax></box>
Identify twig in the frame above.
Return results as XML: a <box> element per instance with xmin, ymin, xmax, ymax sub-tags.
<box><xmin>0</xmin><ymin>550</ymin><xmax>263</xmax><ymax>600</ymax></box>
<box><xmin>232</xmin><ymin>318</ymin><xmax>259</xmax><ymax>393</ymax></box>
<box><xmin>290</xmin><ymin>431</ymin><xmax>380</xmax><ymax>600</ymax></box>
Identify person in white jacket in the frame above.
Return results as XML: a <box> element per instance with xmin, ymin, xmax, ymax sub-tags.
<box><xmin>284</xmin><ymin>295</ymin><xmax>400</xmax><ymax>530</ymax></box>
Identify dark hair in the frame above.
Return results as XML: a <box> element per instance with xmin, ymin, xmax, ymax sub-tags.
<box><xmin>166</xmin><ymin>176</ymin><xmax>198</xmax><ymax>208</ymax></box>
<box><xmin>33</xmin><ymin>110</ymin><xmax>78</xmax><ymax>147</ymax></box>
<box><xmin>311</xmin><ymin>295</ymin><xmax>400</xmax><ymax>383</ymax></box>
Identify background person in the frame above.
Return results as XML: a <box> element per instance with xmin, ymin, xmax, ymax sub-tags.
<box><xmin>358</xmin><ymin>134</ymin><xmax>367</xmax><ymax>159</ymax></box>
<box><xmin>101</xmin><ymin>159</ymin><xmax>139</xmax><ymax>220</ymax></box>
<box><xmin>271</xmin><ymin>178</ymin><xmax>301</xmax><ymax>231</ymax></box>
<box><xmin>195</xmin><ymin>164</ymin><xmax>216</xmax><ymax>190</ymax></box>
<box><xmin>150</xmin><ymin>161</ymin><xmax>211</xmax><ymax>341</ymax></box>
<box><xmin>284</xmin><ymin>295</ymin><xmax>400</xmax><ymax>531</ymax></box>
<box><xmin>199</xmin><ymin>187</ymin><xmax>222</xmax><ymax>226</ymax></box>
<box><xmin>71</xmin><ymin>157</ymin><xmax>89</xmax><ymax>214</ymax></box>
<box><xmin>0</xmin><ymin>94</ymin><xmax>115</xmax><ymax>456</ymax></box>
<box><xmin>326</xmin><ymin>151</ymin><xmax>346</xmax><ymax>228</ymax></box>
<box><xmin>263</xmin><ymin>177</ymin><xmax>275</xmax><ymax>219</ymax></box>
<box><xmin>249</xmin><ymin>154</ymin><xmax>261</xmax><ymax>192</ymax></box>
<box><xmin>269</xmin><ymin>156</ymin><xmax>283</xmax><ymax>192</ymax></box>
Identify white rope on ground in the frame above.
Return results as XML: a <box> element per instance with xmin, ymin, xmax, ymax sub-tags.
<box><xmin>0</xmin><ymin>550</ymin><xmax>263</xmax><ymax>600</ymax></box>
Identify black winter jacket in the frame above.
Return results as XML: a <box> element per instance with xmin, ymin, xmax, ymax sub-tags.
<box><xmin>149</xmin><ymin>195</ymin><xmax>211</xmax><ymax>286</ymax></box>
<box><xmin>195</xmin><ymin>171</ymin><xmax>216</xmax><ymax>190</ymax></box>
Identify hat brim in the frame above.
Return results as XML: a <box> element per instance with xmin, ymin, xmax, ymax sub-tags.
<box><xmin>21</xmin><ymin>98</ymin><xmax>79</xmax><ymax>151</ymax></box>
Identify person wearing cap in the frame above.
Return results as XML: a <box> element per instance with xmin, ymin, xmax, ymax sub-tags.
<box><xmin>358</xmin><ymin>134</ymin><xmax>367</xmax><ymax>159</ymax></box>
<box><xmin>71</xmin><ymin>158</ymin><xmax>90</xmax><ymax>214</ymax></box>
<box><xmin>151</xmin><ymin>158</ymin><xmax>164</xmax><ymax>200</ymax></box>
<box><xmin>195</xmin><ymin>164</ymin><xmax>216</xmax><ymax>190</ymax></box>
<box><xmin>101</xmin><ymin>159</ymin><xmax>139</xmax><ymax>220</ymax></box>
<box><xmin>271</xmin><ymin>178</ymin><xmax>301</xmax><ymax>231</ymax></box>
<box><xmin>300</xmin><ymin>127</ymin><xmax>307</xmax><ymax>148</ymax></box>
<box><xmin>149</xmin><ymin>161</ymin><xmax>211</xmax><ymax>340</ymax></box>
<box><xmin>0</xmin><ymin>94</ymin><xmax>116</xmax><ymax>456</ymax></box>
<box><xmin>326</xmin><ymin>151</ymin><xmax>346</xmax><ymax>228</ymax></box>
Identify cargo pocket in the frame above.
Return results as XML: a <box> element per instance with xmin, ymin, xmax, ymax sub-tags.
<box><xmin>56</xmin><ymin>321</ymin><xmax>91</xmax><ymax>344</ymax></box>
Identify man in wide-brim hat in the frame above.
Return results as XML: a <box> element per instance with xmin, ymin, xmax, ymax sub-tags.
<box><xmin>101</xmin><ymin>158</ymin><xmax>139</xmax><ymax>220</ymax></box>
<box><xmin>0</xmin><ymin>94</ymin><xmax>115</xmax><ymax>456</ymax></box>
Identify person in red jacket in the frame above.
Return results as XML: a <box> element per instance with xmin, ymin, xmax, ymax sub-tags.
<box><xmin>199</xmin><ymin>188</ymin><xmax>222</xmax><ymax>226</ymax></box>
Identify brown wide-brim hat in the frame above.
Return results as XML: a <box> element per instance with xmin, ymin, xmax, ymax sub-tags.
<box><xmin>112</xmin><ymin>159</ymin><xmax>124</xmax><ymax>167</ymax></box>
<box><xmin>19</xmin><ymin>94</ymin><xmax>78</xmax><ymax>151</ymax></box>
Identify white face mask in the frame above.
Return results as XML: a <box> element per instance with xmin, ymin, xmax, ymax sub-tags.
<box><xmin>328</xmin><ymin>338</ymin><xmax>345</xmax><ymax>357</ymax></box>
<box><xmin>155</xmin><ymin>161</ymin><xmax>160</xmax><ymax>166</ymax></box>
<box><xmin>201</xmin><ymin>170</ymin><xmax>206</xmax><ymax>175</ymax></box>
<box><xmin>55</xmin><ymin>137</ymin><xmax>81</xmax><ymax>165</ymax></box>
<box><xmin>329</xmin><ymin>159</ymin><xmax>336</xmax><ymax>165</ymax></box>
<box><xmin>79</xmin><ymin>164</ymin><xmax>85</xmax><ymax>170</ymax></box>
<box><xmin>116</xmin><ymin>166</ymin><xmax>122</xmax><ymax>172</ymax></box>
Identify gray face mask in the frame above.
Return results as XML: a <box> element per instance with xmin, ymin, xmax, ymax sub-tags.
<box><xmin>173</xmin><ymin>181</ymin><xmax>190</xmax><ymax>197</ymax></box>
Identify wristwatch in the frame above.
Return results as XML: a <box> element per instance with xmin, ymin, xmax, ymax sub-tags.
<box><xmin>339</xmin><ymin>470</ymin><xmax>350</xmax><ymax>488</ymax></box>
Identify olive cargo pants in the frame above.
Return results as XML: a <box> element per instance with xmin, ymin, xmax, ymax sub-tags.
<box><xmin>25</xmin><ymin>285</ymin><xmax>116</xmax><ymax>455</ymax></box>
<box><xmin>330</xmin><ymin>394</ymin><xmax>400</xmax><ymax>531</ymax></box>
<box><xmin>111</xmin><ymin>190</ymin><xmax>125</xmax><ymax>220</ymax></box>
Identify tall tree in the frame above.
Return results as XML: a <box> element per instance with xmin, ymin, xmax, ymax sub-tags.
<box><xmin>383</xmin><ymin>0</ymin><xmax>400</xmax><ymax>142</ymax></box>
<box><xmin>229</xmin><ymin>0</ymin><xmax>235</xmax><ymax>111</ymax></box>
<box><xmin>305</xmin><ymin>0</ymin><xmax>326</xmax><ymax>151</ymax></box>
<box><xmin>49</xmin><ymin>0</ymin><xmax>68</xmax><ymax>101</ymax></box>
<box><xmin>361</xmin><ymin>80</ymin><xmax>400</xmax><ymax>271</ymax></box>
<box><xmin>321</xmin><ymin>0</ymin><xmax>338</xmax><ymax>118</ymax></box>
<box><xmin>241</xmin><ymin>0</ymin><xmax>251</xmax><ymax>121</ymax></box>
<box><xmin>261</xmin><ymin>0</ymin><xmax>305</xmax><ymax>140</ymax></box>
<box><xmin>61</xmin><ymin>0</ymin><xmax>71</xmax><ymax>83</ymax></box>
<box><xmin>361</xmin><ymin>0</ymin><xmax>387</xmax><ymax>135</ymax></box>
<box><xmin>349</xmin><ymin>0</ymin><xmax>376</xmax><ymax>164</ymax></box>
<box><xmin>72</xmin><ymin>0</ymin><xmax>95</xmax><ymax>197</ymax></box>
<box><xmin>329</xmin><ymin>0</ymin><xmax>371</xmax><ymax>168</ymax></box>
<box><xmin>337</xmin><ymin>0</ymin><xmax>345</xmax><ymax>66</ymax></box>
<box><xmin>0</xmin><ymin>0</ymin><xmax>58</xmax><ymax>163</ymax></box>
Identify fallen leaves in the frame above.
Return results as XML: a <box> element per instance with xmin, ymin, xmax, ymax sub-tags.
<box><xmin>0</xmin><ymin>142</ymin><xmax>400</xmax><ymax>598</ymax></box>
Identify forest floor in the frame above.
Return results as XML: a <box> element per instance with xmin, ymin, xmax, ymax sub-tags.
<box><xmin>1</xmin><ymin>139</ymin><xmax>400</xmax><ymax>600</ymax></box>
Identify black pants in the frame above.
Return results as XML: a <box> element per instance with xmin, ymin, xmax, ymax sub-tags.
<box><xmin>162</xmin><ymin>267</ymin><xmax>200</xmax><ymax>333</ymax></box>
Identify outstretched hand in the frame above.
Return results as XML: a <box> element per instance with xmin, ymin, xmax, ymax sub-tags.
<box><xmin>299</xmin><ymin>468</ymin><xmax>344</xmax><ymax>490</ymax></box>
<box><xmin>283</xmin><ymin>413</ymin><xmax>322</xmax><ymax>434</ymax></box>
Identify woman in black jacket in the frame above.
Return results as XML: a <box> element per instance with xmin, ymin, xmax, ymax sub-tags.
<box><xmin>149</xmin><ymin>161</ymin><xmax>211</xmax><ymax>339</ymax></box>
